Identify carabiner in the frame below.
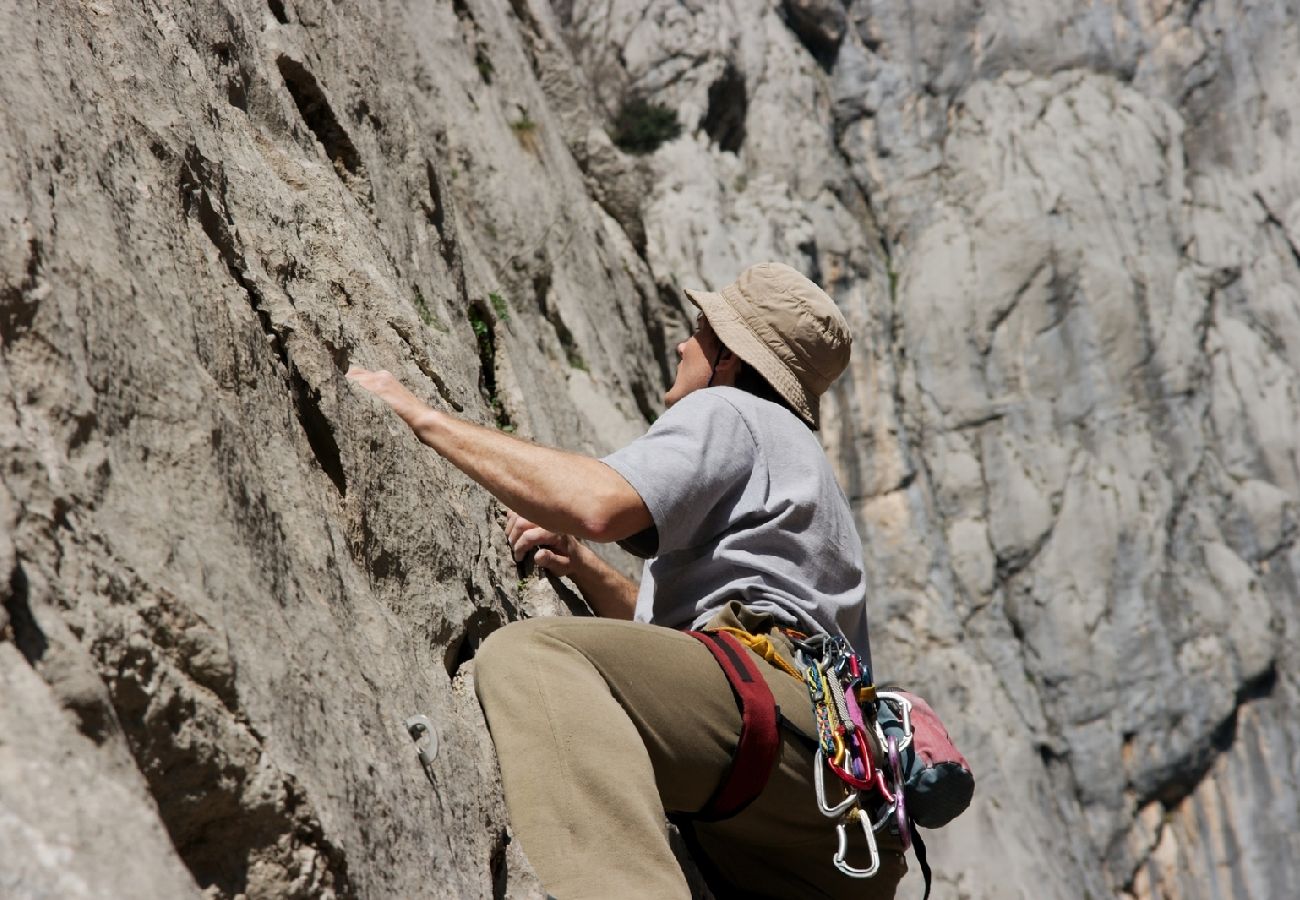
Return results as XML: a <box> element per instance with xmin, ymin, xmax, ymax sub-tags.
<box><xmin>877</xmin><ymin>691</ymin><xmax>914</xmax><ymax>753</ymax></box>
<box><xmin>834</xmin><ymin>808</ymin><xmax>881</xmax><ymax>879</ymax></box>
<box><xmin>869</xmin><ymin>798</ymin><xmax>896</xmax><ymax>832</ymax></box>
<box><xmin>815</xmin><ymin>747</ymin><xmax>861</xmax><ymax>817</ymax></box>
<box><xmin>887</xmin><ymin>735</ymin><xmax>911</xmax><ymax>850</ymax></box>
<box><xmin>873</xmin><ymin>768</ymin><xmax>894</xmax><ymax>803</ymax></box>
<box><xmin>832</xmin><ymin>731</ymin><xmax>847</xmax><ymax>767</ymax></box>
<box><xmin>827</xmin><ymin>750</ymin><xmax>875</xmax><ymax>792</ymax></box>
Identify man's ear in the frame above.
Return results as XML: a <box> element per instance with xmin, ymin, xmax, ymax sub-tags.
<box><xmin>714</xmin><ymin>347</ymin><xmax>743</xmax><ymax>383</ymax></box>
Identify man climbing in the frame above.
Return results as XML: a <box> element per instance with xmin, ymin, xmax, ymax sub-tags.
<box><xmin>348</xmin><ymin>262</ymin><xmax>904</xmax><ymax>899</ymax></box>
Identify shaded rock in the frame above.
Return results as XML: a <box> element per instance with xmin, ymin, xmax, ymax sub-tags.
<box><xmin>781</xmin><ymin>0</ymin><xmax>848</xmax><ymax>67</ymax></box>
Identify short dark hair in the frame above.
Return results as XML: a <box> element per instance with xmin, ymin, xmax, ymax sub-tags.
<box><xmin>732</xmin><ymin>360</ymin><xmax>814</xmax><ymax>430</ymax></box>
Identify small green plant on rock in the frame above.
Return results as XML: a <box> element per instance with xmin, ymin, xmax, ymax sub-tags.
<box><xmin>489</xmin><ymin>291</ymin><xmax>510</xmax><ymax>322</ymax></box>
<box><xmin>611</xmin><ymin>97</ymin><xmax>681</xmax><ymax>155</ymax></box>
<box><xmin>412</xmin><ymin>284</ymin><xmax>433</xmax><ymax>326</ymax></box>
<box><xmin>510</xmin><ymin>113</ymin><xmax>540</xmax><ymax>154</ymax></box>
<box><xmin>475</xmin><ymin>46</ymin><xmax>494</xmax><ymax>83</ymax></box>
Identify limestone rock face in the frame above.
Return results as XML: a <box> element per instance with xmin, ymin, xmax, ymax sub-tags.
<box><xmin>2</xmin><ymin>0</ymin><xmax>1298</xmax><ymax>898</ymax></box>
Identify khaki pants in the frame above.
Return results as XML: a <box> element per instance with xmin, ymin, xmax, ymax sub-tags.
<box><xmin>475</xmin><ymin>604</ymin><xmax>907</xmax><ymax>899</ymax></box>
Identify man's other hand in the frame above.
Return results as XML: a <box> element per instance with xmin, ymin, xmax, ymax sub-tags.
<box><xmin>506</xmin><ymin>510</ymin><xmax>578</xmax><ymax>576</ymax></box>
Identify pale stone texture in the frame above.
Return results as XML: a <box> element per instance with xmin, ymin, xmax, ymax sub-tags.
<box><xmin>3</xmin><ymin>0</ymin><xmax>1299</xmax><ymax>898</ymax></box>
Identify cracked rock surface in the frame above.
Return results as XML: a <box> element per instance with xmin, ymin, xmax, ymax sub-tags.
<box><xmin>2</xmin><ymin>0</ymin><xmax>1299</xmax><ymax>898</ymax></box>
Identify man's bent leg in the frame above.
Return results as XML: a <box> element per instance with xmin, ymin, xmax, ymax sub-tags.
<box><xmin>475</xmin><ymin>617</ymin><xmax>743</xmax><ymax>900</ymax></box>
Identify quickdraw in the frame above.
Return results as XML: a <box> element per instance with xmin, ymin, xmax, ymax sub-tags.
<box><xmin>790</xmin><ymin>634</ymin><xmax>914</xmax><ymax>881</ymax></box>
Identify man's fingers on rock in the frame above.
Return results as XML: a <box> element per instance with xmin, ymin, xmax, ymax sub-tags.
<box><xmin>517</xmin><ymin>526</ymin><xmax>553</xmax><ymax>553</ymax></box>
<box><xmin>508</xmin><ymin>516</ymin><xmax>538</xmax><ymax>546</ymax></box>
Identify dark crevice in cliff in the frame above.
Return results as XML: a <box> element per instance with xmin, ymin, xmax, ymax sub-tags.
<box><xmin>179</xmin><ymin>150</ymin><xmax>286</xmax><ymax>367</ymax></box>
<box><xmin>649</xmin><ymin>282</ymin><xmax>683</xmax><ymax>388</ymax></box>
<box><xmin>2</xmin><ymin>563</ymin><xmax>47</xmax><ymax>666</ymax></box>
<box><xmin>422</xmin><ymin>152</ymin><xmax>478</xmax><ymax>358</ymax></box>
<box><xmin>391</xmin><ymin>320</ymin><xmax>463</xmax><ymax>411</ymax></box>
<box><xmin>469</xmin><ymin>303</ymin><xmax>513</xmax><ymax>430</ymax></box>
<box><xmin>507</xmin><ymin>0</ymin><xmax>542</xmax><ymax>44</ymax></box>
<box><xmin>1255</xmin><ymin>191</ymin><xmax>1300</xmax><ymax>271</ymax></box>
<box><xmin>450</xmin><ymin>0</ymin><xmax>495</xmax><ymax>86</ymax></box>
<box><xmin>424</xmin><ymin>159</ymin><xmax>456</xmax><ymax>268</ymax></box>
<box><xmin>552</xmin><ymin>310</ymin><xmax>587</xmax><ymax>373</ymax></box>
<box><xmin>211</xmin><ymin>42</ymin><xmax>249</xmax><ymax>111</ymax></box>
<box><xmin>993</xmin><ymin>520</ymin><xmax>1056</xmax><ymax>588</ymax></box>
<box><xmin>529</xmin><ymin>266</ymin><xmax>586</xmax><ymax>371</ymax></box>
<box><xmin>1144</xmin><ymin>661</ymin><xmax>1278</xmax><ymax>811</ymax></box>
<box><xmin>180</xmin><ymin>149</ymin><xmax>346</xmax><ymax>497</ymax></box>
<box><xmin>444</xmin><ymin>607</ymin><xmax>505</xmax><ymax>680</ymax></box>
<box><xmin>289</xmin><ymin>366</ymin><xmax>348</xmax><ymax>496</ymax></box>
<box><xmin>701</xmin><ymin>63</ymin><xmax>747</xmax><ymax>153</ymax></box>
<box><xmin>489</xmin><ymin>827</ymin><xmax>510</xmax><ymax>899</ymax></box>
<box><xmin>778</xmin><ymin>0</ymin><xmax>847</xmax><ymax>70</ymax></box>
<box><xmin>266</xmin><ymin>0</ymin><xmax>289</xmax><ymax>25</ymax></box>
<box><xmin>0</xmin><ymin>237</ymin><xmax>43</xmax><ymax>345</ymax></box>
<box><xmin>631</xmin><ymin>379</ymin><xmax>660</xmax><ymax>426</ymax></box>
<box><xmin>277</xmin><ymin>56</ymin><xmax>363</xmax><ymax>178</ymax></box>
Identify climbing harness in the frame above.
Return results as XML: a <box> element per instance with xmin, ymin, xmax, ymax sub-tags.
<box><xmin>681</xmin><ymin>629</ymin><xmax>781</xmax><ymax>820</ymax></box>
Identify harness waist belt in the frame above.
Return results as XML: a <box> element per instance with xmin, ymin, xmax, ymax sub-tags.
<box><xmin>685</xmin><ymin>629</ymin><xmax>781</xmax><ymax>821</ymax></box>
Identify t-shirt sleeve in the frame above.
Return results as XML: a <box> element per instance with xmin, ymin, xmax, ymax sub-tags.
<box><xmin>601</xmin><ymin>391</ymin><xmax>757</xmax><ymax>555</ymax></box>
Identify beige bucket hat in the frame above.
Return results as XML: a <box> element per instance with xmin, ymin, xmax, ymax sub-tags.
<box><xmin>684</xmin><ymin>262</ymin><xmax>851</xmax><ymax>428</ymax></box>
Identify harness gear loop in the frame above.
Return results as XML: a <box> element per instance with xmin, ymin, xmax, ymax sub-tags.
<box><xmin>833</xmin><ymin>808</ymin><xmax>881</xmax><ymax>879</ymax></box>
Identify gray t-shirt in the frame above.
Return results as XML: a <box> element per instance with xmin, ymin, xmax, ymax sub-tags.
<box><xmin>601</xmin><ymin>386</ymin><xmax>872</xmax><ymax>661</ymax></box>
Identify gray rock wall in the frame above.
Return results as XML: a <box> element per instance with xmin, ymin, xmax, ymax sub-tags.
<box><xmin>2</xmin><ymin>0</ymin><xmax>1297</xmax><ymax>898</ymax></box>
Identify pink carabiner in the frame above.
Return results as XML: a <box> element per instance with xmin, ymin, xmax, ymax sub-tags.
<box><xmin>873</xmin><ymin>768</ymin><xmax>894</xmax><ymax>803</ymax></box>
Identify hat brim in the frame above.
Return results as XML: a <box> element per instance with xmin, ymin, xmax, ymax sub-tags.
<box><xmin>684</xmin><ymin>286</ymin><xmax>821</xmax><ymax>428</ymax></box>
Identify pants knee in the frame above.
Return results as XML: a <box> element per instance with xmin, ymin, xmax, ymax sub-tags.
<box><xmin>474</xmin><ymin>618</ymin><xmax>560</xmax><ymax>706</ymax></box>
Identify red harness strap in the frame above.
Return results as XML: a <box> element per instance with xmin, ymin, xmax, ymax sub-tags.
<box><xmin>685</xmin><ymin>630</ymin><xmax>781</xmax><ymax>821</ymax></box>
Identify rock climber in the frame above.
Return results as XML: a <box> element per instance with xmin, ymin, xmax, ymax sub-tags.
<box><xmin>348</xmin><ymin>261</ymin><xmax>904</xmax><ymax>899</ymax></box>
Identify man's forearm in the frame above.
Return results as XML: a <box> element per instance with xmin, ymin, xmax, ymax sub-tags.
<box><xmin>565</xmin><ymin>543</ymin><xmax>639</xmax><ymax>620</ymax></box>
<box><xmin>348</xmin><ymin>366</ymin><xmax>652</xmax><ymax>543</ymax></box>
<box><xmin>406</xmin><ymin>406</ymin><xmax>650</xmax><ymax>543</ymax></box>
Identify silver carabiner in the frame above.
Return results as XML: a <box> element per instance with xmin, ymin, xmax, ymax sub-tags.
<box><xmin>834</xmin><ymin>808</ymin><xmax>881</xmax><ymax>879</ymax></box>
<box><xmin>869</xmin><ymin>798</ymin><xmax>896</xmax><ymax>833</ymax></box>
<box><xmin>887</xmin><ymin>735</ymin><xmax>911</xmax><ymax>849</ymax></box>
<box><xmin>815</xmin><ymin>747</ymin><xmax>860</xmax><ymax>818</ymax></box>
<box><xmin>876</xmin><ymin>691</ymin><xmax>913</xmax><ymax>753</ymax></box>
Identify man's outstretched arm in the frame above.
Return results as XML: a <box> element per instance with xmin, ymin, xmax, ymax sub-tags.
<box><xmin>346</xmin><ymin>367</ymin><xmax>652</xmax><ymax>543</ymax></box>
